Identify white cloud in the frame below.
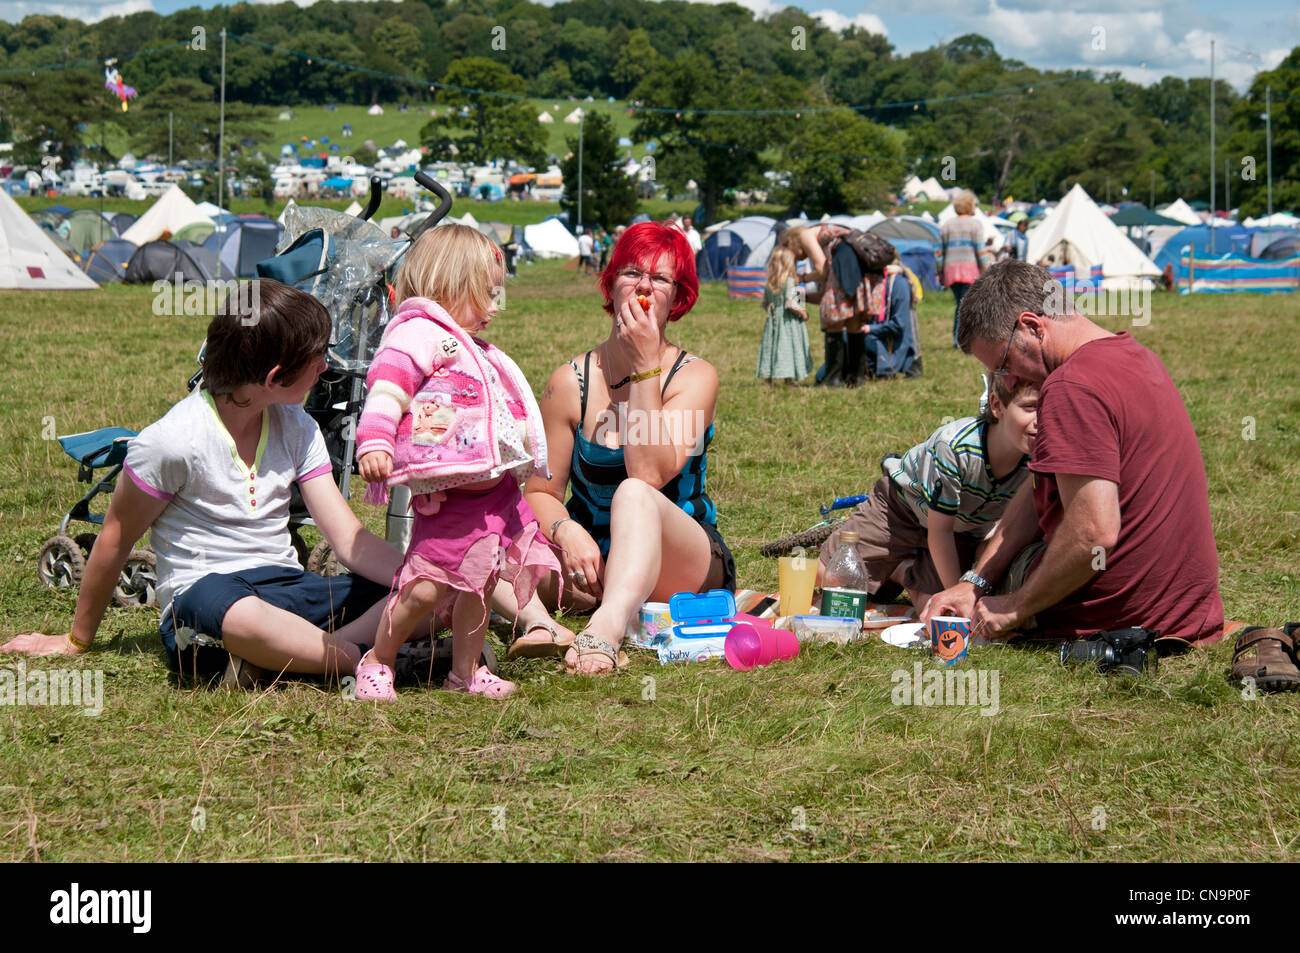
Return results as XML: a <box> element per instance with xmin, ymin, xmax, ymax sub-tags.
<box><xmin>811</xmin><ymin>8</ymin><xmax>887</xmax><ymax>36</ymax></box>
<box><xmin>0</xmin><ymin>1</ymin><xmax>153</xmax><ymax>22</ymax></box>
<box><xmin>947</xmin><ymin>1</ymin><xmax>1276</xmax><ymax>90</ymax></box>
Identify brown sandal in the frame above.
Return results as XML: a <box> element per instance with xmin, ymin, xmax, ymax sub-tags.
<box><xmin>1230</xmin><ymin>626</ymin><xmax>1300</xmax><ymax>693</ymax></box>
<box><xmin>506</xmin><ymin>622</ymin><xmax>576</xmax><ymax>661</ymax></box>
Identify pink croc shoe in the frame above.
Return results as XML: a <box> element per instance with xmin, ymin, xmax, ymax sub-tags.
<box><xmin>355</xmin><ymin>659</ymin><xmax>398</xmax><ymax>701</ymax></box>
<box><xmin>443</xmin><ymin>665</ymin><xmax>517</xmax><ymax>699</ymax></box>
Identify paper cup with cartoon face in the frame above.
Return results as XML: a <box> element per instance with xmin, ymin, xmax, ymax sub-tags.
<box><xmin>929</xmin><ymin>616</ymin><xmax>972</xmax><ymax>665</ymax></box>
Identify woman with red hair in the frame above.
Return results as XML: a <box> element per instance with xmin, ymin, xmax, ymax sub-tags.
<box><xmin>520</xmin><ymin>222</ymin><xmax>734</xmax><ymax>673</ymax></box>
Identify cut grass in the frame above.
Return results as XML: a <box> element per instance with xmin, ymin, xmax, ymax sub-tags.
<box><xmin>0</xmin><ymin>266</ymin><xmax>1297</xmax><ymax>861</ymax></box>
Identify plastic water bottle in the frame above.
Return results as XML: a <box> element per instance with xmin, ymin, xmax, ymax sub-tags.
<box><xmin>820</xmin><ymin>531</ymin><xmax>868</xmax><ymax>620</ymax></box>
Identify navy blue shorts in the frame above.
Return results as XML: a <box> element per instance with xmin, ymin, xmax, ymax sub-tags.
<box><xmin>159</xmin><ymin>566</ymin><xmax>390</xmax><ymax>674</ymax></box>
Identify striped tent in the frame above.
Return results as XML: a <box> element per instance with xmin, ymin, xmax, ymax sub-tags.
<box><xmin>1176</xmin><ymin>253</ymin><xmax>1300</xmax><ymax>294</ymax></box>
<box><xmin>725</xmin><ymin>265</ymin><xmax>765</xmax><ymax>298</ymax></box>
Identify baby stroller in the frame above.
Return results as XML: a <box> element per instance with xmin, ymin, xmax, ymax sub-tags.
<box><xmin>37</xmin><ymin>428</ymin><xmax>158</xmax><ymax>607</ymax></box>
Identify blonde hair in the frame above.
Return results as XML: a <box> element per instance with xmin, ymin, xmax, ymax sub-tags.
<box><xmin>953</xmin><ymin>190</ymin><xmax>978</xmax><ymax>215</ymax></box>
<box><xmin>778</xmin><ymin>226</ymin><xmax>810</xmax><ymax>254</ymax></box>
<box><xmin>394</xmin><ymin>223</ymin><xmax>504</xmax><ymax>322</ymax></box>
<box><xmin>766</xmin><ymin>246</ymin><xmax>797</xmax><ymax>295</ymax></box>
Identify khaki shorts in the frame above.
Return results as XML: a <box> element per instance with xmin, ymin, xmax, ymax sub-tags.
<box><xmin>818</xmin><ymin>474</ymin><xmax>983</xmax><ymax>597</ymax></box>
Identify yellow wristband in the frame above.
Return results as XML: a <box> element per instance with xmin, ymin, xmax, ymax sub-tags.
<box><xmin>67</xmin><ymin>633</ymin><xmax>91</xmax><ymax>653</ymax></box>
<box><xmin>629</xmin><ymin>366</ymin><xmax>662</xmax><ymax>384</ymax></box>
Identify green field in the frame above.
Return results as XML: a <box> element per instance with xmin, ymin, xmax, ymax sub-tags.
<box><xmin>254</xmin><ymin>100</ymin><xmax>644</xmax><ymax>162</ymax></box>
<box><xmin>0</xmin><ymin>268</ymin><xmax>1297</xmax><ymax>861</ymax></box>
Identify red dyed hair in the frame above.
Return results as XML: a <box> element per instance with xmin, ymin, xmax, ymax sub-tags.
<box><xmin>599</xmin><ymin>221</ymin><xmax>699</xmax><ymax>322</ymax></box>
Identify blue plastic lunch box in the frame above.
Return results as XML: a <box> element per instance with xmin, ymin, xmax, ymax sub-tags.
<box><xmin>667</xmin><ymin>589</ymin><xmax>737</xmax><ymax>641</ymax></box>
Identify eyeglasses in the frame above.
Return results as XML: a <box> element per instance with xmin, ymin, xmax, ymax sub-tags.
<box><xmin>616</xmin><ymin>268</ymin><xmax>675</xmax><ymax>291</ymax></box>
<box><xmin>993</xmin><ymin>326</ymin><xmax>1016</xmax><ymax>379</ymax></box>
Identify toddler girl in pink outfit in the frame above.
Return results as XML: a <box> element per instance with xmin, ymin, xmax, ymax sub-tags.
<box><xmin>354</xmin><ymin>224</ymin><xmax>559</xmax><ymax>700</ymax></box>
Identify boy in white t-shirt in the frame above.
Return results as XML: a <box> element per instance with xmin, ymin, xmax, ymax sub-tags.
<box><xmin>3</xmin><ymin>279</ymin><xmax>572</xmax><ymax>684</ymax></box>
<box><xmin>4</xmin><ymin>280</ymin><xmax>398</xmax><ymax>680</ymax></box>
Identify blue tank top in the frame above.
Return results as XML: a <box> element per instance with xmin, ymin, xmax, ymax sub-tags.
<box><xmin>566</xmin><ymin>349</ymin><xmax>717</xmax><ymax>558</ymax></box>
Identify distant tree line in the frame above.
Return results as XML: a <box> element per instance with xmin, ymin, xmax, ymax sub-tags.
<box><xmin>0</xmin><ymin>0</ymin><xmax>1294</xmax><ymax>218</ymax></box>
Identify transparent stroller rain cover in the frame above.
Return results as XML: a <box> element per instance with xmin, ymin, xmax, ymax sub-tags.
<box><xmin>278</xmin><ymin>201</ymin><xmax>408</xmax><ymax>374</ymax></box>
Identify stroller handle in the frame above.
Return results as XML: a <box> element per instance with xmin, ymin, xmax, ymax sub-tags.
<box><xmin>359</xmin><ymin>176</ymin><xmax>383</xmax><ymax>221</ymax></box>
<box><xmin>408</xmin><ymin>172</ymin><xmax>454</xmax><ymax>241</ymax></box>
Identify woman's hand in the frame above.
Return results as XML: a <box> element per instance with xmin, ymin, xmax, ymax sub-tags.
<box><xmin>358</xmin><ymin>451</ymin><xmax>393</xmax><ymax>484</ymax></box>
<box><xmin>555</xmin><ymin>519</ymin><xmax>605</xmax><ymax>601</ymax></box>
<box><xmin>1</xmin><ymin>632</ymin><xmax>87</xmax><ymax>656</ymax></box>
<box><xmin>616</xmin><ymin>293</ymin><xmax>664</xmax><ymax>374</ymax></box>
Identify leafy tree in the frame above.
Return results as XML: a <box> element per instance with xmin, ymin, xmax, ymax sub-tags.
<box><xmin>127</xmin><ymin>78</ymin><xmax>272</xmax><ymax>164</ymax></box>
<box><xmin>781</xmin><ymin>108</ymin><xmax>904</xmax><ymax>215</ymax></box>
<box><xmin>560</xmin><ymin>112</ymin><xmax>637</xmax><ymax>229</ymax></box>
<box><xmin>420</xmin><ymin>57</ymin><xmax>546</xmax><ymax>166</ymax></box>
<box><xmin>1225</xmin><ymin>49</ymin><xmax>1300</xmax><ymax>217</ymax></box>
<box><xmin>632</xmin><ymin>52</ymin><xmax>800</xmax><ymax>223</ymax></box>
<box><xmin>609</xmin><ymin>28</ymin><xmax>662</xmax><ymax>98</ymax></box>
<box><xmin>2</xmin><ymin>68</ymin><xmax>108</xmax><ymax>165</ymax></box>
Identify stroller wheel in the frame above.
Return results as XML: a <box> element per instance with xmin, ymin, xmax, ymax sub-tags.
<box><xmin>306</xmin><ymin>541</ymin><xmax>342</xmax><ymax>577</ymax></box>
<box><xmin>38</xmin><ymin>536</ymin><xmax>85</xmax><ymax>592</ymax></box>
<box><xmin>112</xmin><ymin>547</ymin><xmax>158</xmax><ymax>608</ymax></box>
<box><xmin>74</xmin><ymin>532</ymin><xmax>98</xmax><ymax>560</ymax></box>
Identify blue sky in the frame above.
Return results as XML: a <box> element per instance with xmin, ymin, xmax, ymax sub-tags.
<box><xmin>3</xmin><ymin>0</ymin><xmax>1295</xmax><ymax>89</ymax></box>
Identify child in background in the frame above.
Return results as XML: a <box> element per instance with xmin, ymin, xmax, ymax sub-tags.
<box><xmin>354</xmin><ymin>224</ymin><xmax>560</xmax><ymax>701</ymax></box>
<box><xmin>756</xmin><ymin>246</ymin><xmax>812</xmax><ymax>385</ymax></box>
<box><xmin>818</xmin><ymin>376</ymin><xmax>1039</xmax><ymax>613</ymax></box>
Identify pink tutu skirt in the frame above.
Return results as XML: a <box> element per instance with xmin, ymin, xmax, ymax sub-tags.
<box><xmin>390</xmin><ymin>477</ymin><xmax>561</xmax><ymax>628</ymax></box>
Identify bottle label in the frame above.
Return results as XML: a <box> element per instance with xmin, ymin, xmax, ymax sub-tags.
<box><xmin>820</xmin><ymin>588</ymin><xmax>868</xmax><ymax>621</ymax></box>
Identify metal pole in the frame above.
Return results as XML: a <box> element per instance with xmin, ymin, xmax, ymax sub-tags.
<box><xmin>1266</xmin><ymin>85</ymin><xmax>1273</xmax><ymax>216</ymax></box>
<box><xmin>1209</xmin><ymin>39</ymin><xmax>1215</xmax><ymax>233</ymax></box>
<box><xmin>218</xmin><ymin>28</ymin><xmax>226</xmax><ymax>281</ymax></box>
<box><xmin>576</xmin><ymin>112</ymin><xmax>583</xmax><ymax>232</ymax></box>
<box><xmin>168</xmin><ymin>111</ymin><xmax>173</xmax><ymax>167</ymax></box>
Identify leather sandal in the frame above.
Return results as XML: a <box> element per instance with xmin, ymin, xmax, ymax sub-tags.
<box><xmin>506</xmin><ymin>621</ymin><xmax>576</xmax><ymax>661</ymax></box>
<box><xmin>1230</xmin><ymin>626</ymin><xmax>1300</xmax><ymax>693</ymax></box>
<box><xmin>566</xmin><ymin>631</ymin><xmax>629</xmax><ymax>675</ymax></box>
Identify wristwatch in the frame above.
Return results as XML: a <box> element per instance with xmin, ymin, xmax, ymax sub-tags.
<box><xmin>959</xmin><ymin>570</ymin><xmax>990</xmax><ymax>594</ymax></box>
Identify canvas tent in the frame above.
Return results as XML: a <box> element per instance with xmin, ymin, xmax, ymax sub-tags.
<box><xmin>81</xmin><ymin>238</ymin><xmax>137</xmax><ymax>284</ymax></box>
<box><xmin>1156</xmin><ymin>199</ymin><xmax>1202</xmax><ymax>226</ymax></box>
<box><xmin>124</xmin><ymin>240</ymin><xmax>214</xmax><ymax>284</ymax></box>
<box><xmin>1026</xmin><ymin>184</ymin><xmax>1161</xmax><ymax>288</ymax></box>
<box><xmin>203</xmin><ymin>218</ymin><xmax>283</xmax><ymax>278</ymax></box>
<box><xmin>563</xmin><ymin>108</ymin><xmax>584</xmax><ymax>124</ymax></box>
<box><xmin>110</xmin><ymin>212</ymin><xmax>137</xmax><ymax>236</ymax></box>
<box><xmin>537</xmin><ymin>111</ymin><xmax>554</xmax><ymax>123</ymax></box>
<box><xmin>1244</xmin><ymin>212</ymin><xmax>1300</xmax><ymax>229</ymax></box>
<box><xmin>870</xmin><ymin>217</ymin><xmax>939</xmax><ymax>242</ymax></box>
<box><xmin>696</xmin><ymin>216</ymin><xmax>778</xmax><ymax>280</ymax></box>
<box><xmin>916</xmin><ymin>177</ymin><xmax>948</xmax><ymax>202</ymax></box>
<box><xmin>522</xmin><ymin>218</ymin><xmax>579</xmax><ymax>259</ymax></box>
<box><xmin>1152</xmin><ymin>223</ymin><xmax>1252</xmax><ymax>273</ymax></box>
<box><xmin>63</xmin><ymin>209</ymin><xmax>115</xmax><ymax>255</ymax></box>
<box><xmin>121</xmin><ymin>185</ymin><xmax>211</xmax><ymax>245</ymax></box>
<box><xmin>0</xmin><ymin>188</ymin><xmax>98</xmax><ymax>289</ymax></box>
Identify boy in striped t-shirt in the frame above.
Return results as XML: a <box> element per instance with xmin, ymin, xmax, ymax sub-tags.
<box><xmin>818</xmin><ymin>378</ymin><xmax>1038</xmax><ymax>613</ymax></box>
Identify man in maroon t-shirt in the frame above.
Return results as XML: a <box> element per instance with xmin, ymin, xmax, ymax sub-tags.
<box><xmin>921</xmin><ymin>261</ymin><xmax>1223</xmax><ymax>647</ymax></box>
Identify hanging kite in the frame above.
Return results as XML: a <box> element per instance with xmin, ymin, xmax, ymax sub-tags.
<box><xmin>103</xmin><ymin>59</ymin><xmax>137</xmax><ymax>112</ymax></box>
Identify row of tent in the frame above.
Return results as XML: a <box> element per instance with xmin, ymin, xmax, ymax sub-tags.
<box><xmin>4</xmin><ymin>184</ymin><xmax>285</xmax><ymax>290</ymax></box>
<box><xmin>700</xmin><ymin>184</ymin><xmax>1300</xmax><ymax>295</ymax></box>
